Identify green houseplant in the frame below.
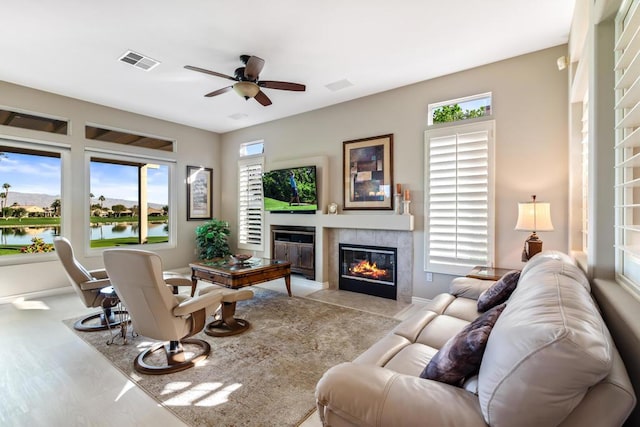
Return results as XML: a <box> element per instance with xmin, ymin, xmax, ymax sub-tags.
<box><xmin>195</xmin><ymin>218</ymin><xmax>231</xmax><ymax>260</ymax></box>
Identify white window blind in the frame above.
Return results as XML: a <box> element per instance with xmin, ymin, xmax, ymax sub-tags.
<box><xmin>615</xmin><ymin>0</ymin><xmax>640</xmax><ymax>292</ymax></box>
<box><xmin>424</xmin><ymin>120</ymin><xmax>495</xmax><ymax>275</ymax></box>
<box><xmin>238</xmin><ymin>157</ymin><xmax>264</xmax><ymax>251</ymax></box>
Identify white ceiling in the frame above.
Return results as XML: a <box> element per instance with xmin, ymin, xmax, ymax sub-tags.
<box><xmin>1</xmin><ymin>1</ymin><xmax>575</xmax><ymax>134</ymax></box>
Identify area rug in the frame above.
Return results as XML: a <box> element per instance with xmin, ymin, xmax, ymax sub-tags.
<box><xmin>64</xmin><ymin>287</ymin><xmax>399</xmax><ymax>427</ymax></box>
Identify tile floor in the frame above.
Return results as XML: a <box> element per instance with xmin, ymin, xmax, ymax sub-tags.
<box><xmin>0</xmin><ymin>275</ymin><xmax>423</xmax><ymax>427</ymax></box>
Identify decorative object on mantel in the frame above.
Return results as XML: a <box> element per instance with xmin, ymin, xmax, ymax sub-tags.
<box><xmin>515</xmin><ymin>195</ymin><xmax>554</xmax><ymax>261</ymax></box>
<box><xmin>403</xmin><ymin>187</ymin><xmax>411</xmax><ymax>216</ymax></box>
<box><xmin>343</xmin><ymin>134</ymin><xmax>394</xmax><ymax>210</ymax></box>
<box><xmin>395</xmin><ymin>183</ymin><xmax>403</xmax><ymax>214</ymax></box>
<box><xmin>328</xmin><ymin>202</ymin><xmax>338</xmax><ymax>214</ymax></box>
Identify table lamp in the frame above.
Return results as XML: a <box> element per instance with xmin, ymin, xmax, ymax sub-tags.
<box><xmin>515</xmin><ymin>195</ymin><xmax>554</xmax><ymax>261</ymax></box>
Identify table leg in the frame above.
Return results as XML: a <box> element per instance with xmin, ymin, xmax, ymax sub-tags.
<box><xmin>285</xmin><ymin>274</ymin><xmax>291</xmax><ymax>297</ymax></box>
<box><xmin>191</xmin><ymin>272</ymin><xmax>198</xmax><ymax>297</ymax></box>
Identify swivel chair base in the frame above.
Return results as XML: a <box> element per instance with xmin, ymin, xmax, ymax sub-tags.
<box><xmin>73</xmin><ymin>309</ymin><xmax>128</xmax><ymax>332</ymax></box>
<box><xmin>204</xmin><ymin>301</ymin><xmax>251</xmax><ymax>337</ymax></box>
<box><xmin>134</xmin><ymin>338</ymin><xmax>211</xmax><ymax>375</ymax></box>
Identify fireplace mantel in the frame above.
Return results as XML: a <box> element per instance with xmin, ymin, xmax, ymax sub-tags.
<box><xmin>267</xmin><ymin>213</ymin><xmax>414</xmax><ymax>231</ymax></box>
<box><xmin>265</xmin><ymin>213</ymin><xmax>413</xmax><ymax>294</ymax></box>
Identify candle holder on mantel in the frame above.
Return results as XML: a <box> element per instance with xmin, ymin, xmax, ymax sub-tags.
<box><xmin>403</xmin><ymin>200</ymin><xmax>411</xmax><ymax>216</ymax></box>
<box><xmin>394</xmin><ymin>194</ymin><xmax>402</xmax><ymax>214</ymax></box>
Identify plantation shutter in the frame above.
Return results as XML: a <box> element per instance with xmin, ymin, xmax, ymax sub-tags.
<box><xmin>615</xmin><ymin>0</ymin><xmax>640</xmax><ymax>291</ymax></box>
<box><xmin>238</xmin><ymin>157</ymin><xmax>264</xmax><ymax>251</ymax></box>
<box><xmin>424</xmin><ymin>120</ymin><xmax>495</xmax><ymax>275</ymax></box>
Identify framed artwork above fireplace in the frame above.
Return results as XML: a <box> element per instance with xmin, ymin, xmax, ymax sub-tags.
<box><xmin>343</xmin><ymin>134</ymin><xmax>394</xmax><ymax>210</ymax></box>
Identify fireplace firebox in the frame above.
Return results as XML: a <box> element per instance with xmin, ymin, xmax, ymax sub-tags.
<box><xmin>339</xmin><ymin>243</ymin><xmax>397</xmax><ymax>300</ymax></box>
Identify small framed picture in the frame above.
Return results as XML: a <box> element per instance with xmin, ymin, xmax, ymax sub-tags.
<box><xmin>187</xmin><ymin>166</ymin><xmax>213</xmax><ymax>220</ymax></box>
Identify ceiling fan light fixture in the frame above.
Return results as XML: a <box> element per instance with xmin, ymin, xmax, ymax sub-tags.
<box><xmin>233</xmin><ymin>81</ymin><xmax>260</xmax><ymax>99</ymax></box>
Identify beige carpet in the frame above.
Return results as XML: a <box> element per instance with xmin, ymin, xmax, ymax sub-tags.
<box><xmin>65</xmin><ymin>287</ymin><xmax>399</xmax><ymax>427</ymax></box>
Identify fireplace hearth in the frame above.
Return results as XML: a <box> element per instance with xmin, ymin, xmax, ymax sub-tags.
<box><xmin>339</xmin><ymin>243</ymin><xmax>397</xmax><ymax>300</ymax></box>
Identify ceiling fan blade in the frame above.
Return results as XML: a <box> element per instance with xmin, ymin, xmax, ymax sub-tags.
<box><xmin>244</xmin><ymin>56</ymin><xmax>265</xmax><ymax>81</ymax></box>
<box><xmin>184</xmin><ymin>65</ymin><xmax>237</xmax><ymax>82</ymax></box>
<box><xmin>259</xmin><ymin>81</ymin><xmax>306</xmax><ymax>91</ymax></box>
<box><xmin>254</xmin><ymin>90</ymin><xmax>272</xmax><ymax>106</ymax></box>
<box><xmin>204</xmin><ymin>86</ymin><xmax>233</xmax><ymax>97</ymax></box>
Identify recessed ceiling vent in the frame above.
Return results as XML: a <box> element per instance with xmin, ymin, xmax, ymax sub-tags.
<box><xmin>325</xmin><ymin>79</ymin><xmax>354</xmax><ymax>92</ymax></box>
<box><xmin>119</xmin><ymin>50</ymin><xmax>160</xmax><ymax>71</ymax></box>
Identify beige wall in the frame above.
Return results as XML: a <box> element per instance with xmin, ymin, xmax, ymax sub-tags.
<box><xmin>0</xmin><ymin>81</ymin><xmax>220</xmax><ymax>299</ymax></box>
<box><xmin>220</xmin><ymin>45</ymin><xmax>569</xmax><ymax>299</ymax></box>
<box><xmin>0</xmin><ymin>45</ymin><xmax>569</xmax><ymax>301</ymax></box>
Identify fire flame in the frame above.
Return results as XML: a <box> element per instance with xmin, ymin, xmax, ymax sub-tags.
<box><xmin>349</xmin><ymin>260</ymin><xmax>387</xmax><ymax>280</ymax></box>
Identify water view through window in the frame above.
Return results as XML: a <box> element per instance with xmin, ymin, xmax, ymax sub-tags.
<box><xmin>89</xmin><ymin>157</ymin><xmax>169</xmax><ymax>248</ymax></box>
<box><xmin>0</xmin><ymin>145</ymin><xmax>170</xmax><ymax>256</ymax></box>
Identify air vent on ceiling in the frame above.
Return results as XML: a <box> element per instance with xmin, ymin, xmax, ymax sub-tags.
<box><xmin>325</xmin><ymin>79</ymin><xmax>354</xmax><ymax>92</ymax></box>
<box><xmin>119</xmin><ymin>50</ymin><xmax>160</xmax><ymax>71</ymax></box>
<box><xmin>228</xmin><ymin>113</ymin><xmax>249</xmax><ymax>120</ymax></box>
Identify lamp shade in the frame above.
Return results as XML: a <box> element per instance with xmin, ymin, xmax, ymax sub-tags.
<box><xmin>515</xmin><ymin>201</ymin><xmax>554</xmax><ymax>232</ymax></box>
<box><xmin>233</xmin><ymin>81</ymin><xmax>260</xmax><ymax>98</ymax></box>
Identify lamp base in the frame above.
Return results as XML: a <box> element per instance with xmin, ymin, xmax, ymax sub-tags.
<box><xmin>521</xmin><ymin>233</ymin><xmax>543</xmax><ymax>262</ymax></box>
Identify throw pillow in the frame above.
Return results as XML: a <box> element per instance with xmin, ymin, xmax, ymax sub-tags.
<box><xmin>420</xmin><ymin>303</ymin><xmax>507</xmax><ymax>386</ymax></box>
<box><xmin>477</xmin><ymin>270</ymin><xmax>520</xmax><ymax>312</ymax></box>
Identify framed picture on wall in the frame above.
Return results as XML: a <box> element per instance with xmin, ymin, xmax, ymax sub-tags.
<box><xmin>343</xmin><ymin>134</ymin><xmax>394</xmax><ymax>210</ymax></box>
<box><xmin>187</xmin><ymin>165</ymin><xmax>213</xmax><ymax>220</ymax></box>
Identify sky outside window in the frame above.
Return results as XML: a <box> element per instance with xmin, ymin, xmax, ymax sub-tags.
<box><xmin>90</xmin><ymin>161</ymin><xmax>168</xmax><ymax>206</ymax></box>
<box><xmin>0</xmin><ymin>151</ymin><xmax>60</xmax><ymax>196</ymax></box>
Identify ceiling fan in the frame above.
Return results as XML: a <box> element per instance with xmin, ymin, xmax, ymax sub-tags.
<box><xmin>184</xmin><ymin>55</ymin><xmax>306</xmax><ymax>106</ymax></box>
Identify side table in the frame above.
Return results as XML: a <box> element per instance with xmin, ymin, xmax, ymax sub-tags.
<box><xmin>466</xmin><ymin>266</ymin><xmax>515</xmax><ymax>281</ymax></box>
<box><xmin>100</xmin><ymin>286</ymin><xmax>131</xmax><ymax>345</ymax></box>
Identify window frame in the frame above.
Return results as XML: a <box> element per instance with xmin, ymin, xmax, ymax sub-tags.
<box><xmin>424</xmin><ymin>119</ymin><xmax>496</xmax><ymax>275</ymax></box>
<box><xmin>427</xmin><ymin>92</ymin><xmax>492</xmax><ymax>126</ymax></box>
<box><xmin>239</xmin><ymin>140</ymin><xmax>264</xmax><ymax>157</ymax></box>
<box><xmin>0</xmin><ymin>136</ymin><xmax>70</xmax><ymax>266</ymax></box>
<box><xmin>84</xmin><ymin>148</ymin><xmax>176</xmax><ymax>256</ymax></box>
<box><xmin>614</xmin><ymin>0</ymin><xmax>640</xmax><ymax>295</ymax></box>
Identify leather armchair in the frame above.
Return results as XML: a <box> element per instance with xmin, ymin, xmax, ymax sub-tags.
<box><xmin>53</xmin><ymin>237</ymin><xmax>120</xmax><ymax>331</ymax></box>
<box><xmin>103</xmin><ymin>248</ymin><xmax>224</xmax><ymax>374</ymax></box>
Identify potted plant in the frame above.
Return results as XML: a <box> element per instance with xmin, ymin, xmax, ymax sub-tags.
<box><xmin>195</xmin><ymin>219</ymin><xmax>231</xmax><ymax>260</ymax></box>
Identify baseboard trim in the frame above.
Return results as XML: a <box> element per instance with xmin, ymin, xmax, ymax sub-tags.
<box><xmin>0</xmin><ymin>286</ymin><xmax>73</xmax><ymax>305</ymax></box>
<box><xmin>411</xmin><ymin>296</ymin><xmax>431</xmax><ymax>305</ymax></box>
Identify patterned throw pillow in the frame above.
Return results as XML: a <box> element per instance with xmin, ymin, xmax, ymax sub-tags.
<box><xmin>420</xmin><ymin>303</ymin><xmax>507</xmax><ymax>386</ymax></box>
<box><xmin>477</xmin><ymin>270</ymin><xmax>520</xmax><ymax>312</ymax></box>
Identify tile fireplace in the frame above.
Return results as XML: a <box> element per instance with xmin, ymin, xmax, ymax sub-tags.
<box><xmin>339</xmin><ymin>243</ymin><xmax>397</xmax><ymax>300</ymax></box>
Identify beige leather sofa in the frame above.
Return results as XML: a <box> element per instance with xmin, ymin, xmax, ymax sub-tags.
<box><xmin>315</xmin><ymin>251</ymin><xmax>636</xmax><ymax>426</ymax></box>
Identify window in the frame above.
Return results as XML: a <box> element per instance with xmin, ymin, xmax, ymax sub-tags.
<box><xmin>615</xmin><ymin>0</ymin><xmax>640</xmax><ymax>292</ymax></box>
<box><xmin>88</xmin><ymin>152</ymin><xmax>172</xmax><ymax>249</ymax></box>
<box><xmin>85</xmin><ymin>124</ymin><xmax>174</xmax><ymax>152</ymax></box>
<box><xmin>239</xmin><ymin>141</ymin><xmax>264</xmax><ymax>157</ymax></box>
<box><xmin>424</xmin><ymin>120</ymin><xmax>495</xmax><ymax>275</ymax></box>
<box><xmin>0</xmin><ymin>140</ymin><xmax>66</xmax><ymax>258</ymax></box>
<box><xmin>238</xmin><ymin>157</ymin><xmax>264</xmax><ymax>251</ymax></box>
<box><xmin>0</xmin><ymin>108</ymin><xmax>68</xmax><ymax>135</ymax></box>
<box><xmin>428</xmin><ymin>93</ymin><xmax>492</xmax><ymax>126</ymax></box>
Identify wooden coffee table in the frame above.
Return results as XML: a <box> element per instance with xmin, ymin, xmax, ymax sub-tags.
<box><xmin>190</xmin><ymin>257</ymin><xmax>292</xmax><ymax>296</ymax></box>
<box><xmin>189</xmin><ymin>258</ymin><xmax>292</xmax><ymax>337</ymax></box>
